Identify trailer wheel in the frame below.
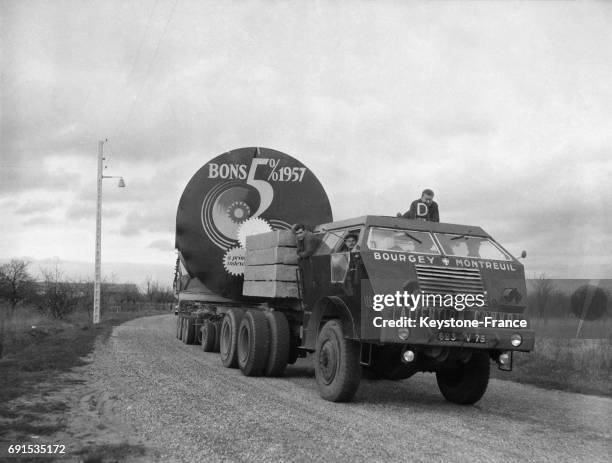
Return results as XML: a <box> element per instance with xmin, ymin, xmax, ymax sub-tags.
<box><xmin>196</xmin><ymin>319</ymin><xmax>204</xmax><ymax>344</ymax></box>
<box><xmin>183</xmin><ymin>317</ymin><xmax>196</xmax><ymax>345</ymax></box>
<box><xmin>176</xmin><ymin>316</ymin><xmax>182</xmax><ymax>340</ymax></box>
<box><xmin>264</xmin><ymin>312</ymin><xmax>290</xmax><ymax>377</ymax></box>
<box><xmin>220</xmin><ymin>309</ymin><xmax>244</xmax><ymax>368</ymax></box>
<box><xmin>436</xmin><ymin>352</ymin><xmax>490</xmax><ymax>405</ymax></box>
<box><xmin>237</xmin><ymin>310</ymin><xmax>270</xmax><ymax>377</ymax></box>
<box><xmin>201</xmin><ymin>320</ymin><xmax>216</xmax><ymax>352</ymax></box>
<box><xmin>179</xmin><ymin>316</ymin><xmax>186</xmax><ymax>341</ymax></box>
<box><xmin>213</xmin><ymin>320</ymin><xmax>222</xmax><ymax>353</ymax></box>
<box><xmin>315</xmin><ymin>320</ymin><xmax>361</xmax><ymax>402</ymax></box>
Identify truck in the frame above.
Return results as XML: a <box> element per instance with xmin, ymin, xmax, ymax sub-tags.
<box><xmin>174</xmin><ymin>147</ymin><xmax>534</xmax><ymax>404</ymax></box>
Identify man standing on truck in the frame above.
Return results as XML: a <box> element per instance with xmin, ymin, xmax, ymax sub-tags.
<box><xmin>291</xmin><ymin>223</ymin><xmax>320</xmax><ymax>259</ymax></box>
<box><xmin>398</xmin><ymin>189</ymin><xmax>440</xmax><ymax>222</ymax></box>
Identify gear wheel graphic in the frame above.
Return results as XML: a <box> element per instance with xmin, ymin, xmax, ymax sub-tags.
<box><xmin>226</xmin><ymin>200</ymin><xmax>251</xmax><ymax>224</ymax></box>
<box><xmin>223</xmin><ymin>246</ymin><xmax>246</xmax><ymax>276</ymax></box>
<box><xmin>236</xmin><ymin>217</ymin><xmax>273</xmax><ymax>248</ymax></box>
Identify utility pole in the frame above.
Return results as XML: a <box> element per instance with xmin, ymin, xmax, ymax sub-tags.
<box><xmin>93</xmin><ymin>140</ymin><xmax>125</xmax><ymax>325</ymax></box>
<box><xmin>94</xmin><ymin>140</ymin><xmax>104</xmax><ymax>324</ymax></box>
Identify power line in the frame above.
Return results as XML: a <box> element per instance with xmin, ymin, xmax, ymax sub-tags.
<box><xmin>115</xmin><ymin>0</ymin><xmax>180</xmax><ymax>143</ymax></box>
<box><xmin>124</xmin><ymin>0</ymin><xmax>160</xmax><ymax>84</ymax></box>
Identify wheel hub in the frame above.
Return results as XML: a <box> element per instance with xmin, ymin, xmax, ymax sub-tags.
<box><xmin>318</xmin><ymin>339</ymin><xmax>338</xmax><ymax>385</ymax></box>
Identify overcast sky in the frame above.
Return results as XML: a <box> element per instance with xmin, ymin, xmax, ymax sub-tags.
<box><xmin>1</xmin><ymin>0</ymin><xmax>611</xmax><ymax>280</ymax></box>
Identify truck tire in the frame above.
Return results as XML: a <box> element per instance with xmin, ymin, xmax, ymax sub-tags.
<box><xmin>237</xmin><ymin>310</ymin><xmax>270</xmax><ymax>377</ymax></box>
<box><xmin>201</xmin><ymin>320</ymin><xmax>216</xmax><ymax>352</ymax></box>
<box><xmin>436</xmin><ymin>352</ymin><xmax>490</xmax><ymax>405</ymax></box>
<box><xmin>196</xmin><ymin>318</ymin><xmax>204</xmax><ymax>344</ymax></box>
<box><xmin>315</xmin><ymin>320</ymin><xmax>361</xmax><ymax>402</ymax></box>
<box><xmin>176</xmin><ymin>316</ymin><xmax>182</xmax><ymax>340</ymax></box>
<box><xmin>220</xmin><ymin>309</ymin><xmax>244</xmax><ymax>368</ymax></box>
<box><xmin>179</xmin><ymin>316</ymin><xmax>186</xmax><ymax>341</ymax></box>
<box><xmin>264</xmin><ymin>312</ymin><xmax>290</xmax><ymax>377</ymax></box>
<box><xmin>213</xmin><ymin>320</ymin><xmax>222</xmax><ymax>353</ymax></box>
<box><xmin>183</xmin><ymin>317</ymin><xmax>196</xmax><ymax>345</ymax></box>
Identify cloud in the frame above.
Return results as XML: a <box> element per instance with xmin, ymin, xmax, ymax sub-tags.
<box><xmin>14</xmin><ymin>200</ymin><xmax>59</xmax><ymax>215</ymax></box>
<box><xmin>424</xmin><ymin>113</ymin><xmax>498</xmax><ymax>138</ymax></box>
<box><xmin>148</xmin><ymin>239</ymin><xmax>173</xmax><ymax>252</ymax></box>
<box><xmin>0</xmin><ymin>161</ymin><xmax>83</xmax><ymax>195</ymax></box>
<box><xmin>21</xmin><ymin>215</ymin><xmax>55</xmax><ymax>226</ymax></box>
<box><xmin>65</xmin><ymin>201</ymin><xmax>121</xmax><ymax>221</ymax></box>
<box><xmin>118</xmin><ymin>207</ymin><xmax>174</xmax><ymax>237</ymax></box>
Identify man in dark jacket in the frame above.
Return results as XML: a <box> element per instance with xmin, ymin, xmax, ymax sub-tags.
<box><xmin>291</xmin><ymin>223</ymin><xmax>320</xmax><ymax>259</ymax></box>
<box><xmin>399</xmin><ymin>189</ymin><xmax>440</xmax><ymax>222</ymax></box>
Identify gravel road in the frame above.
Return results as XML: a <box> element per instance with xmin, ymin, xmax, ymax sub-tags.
<box><xmin>60</xmin><ymin>314</ymin><xmax>611</xmax><ymax>462</ymax></box>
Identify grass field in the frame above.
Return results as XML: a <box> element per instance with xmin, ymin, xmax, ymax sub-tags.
<box><xmin>0</xmin><ymin>305</ymin><xmax>169</xmax><ymax>451</ymax></box>
<box><xmin>491</xmin><ymin>317</ymin><xmax>612</xmax><ymax>397</ymax></box>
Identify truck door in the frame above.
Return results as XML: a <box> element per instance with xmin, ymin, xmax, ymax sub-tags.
<box><xmin>299</xmin><ymin>232</ymin><xmax>340</xmax><ymax>308</ymax></box>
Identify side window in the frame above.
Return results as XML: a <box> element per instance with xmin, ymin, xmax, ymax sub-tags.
<box><xmin>334</xmin><ymin>228</ymin><xmax>363</xmax><ymax>252</ymax></box>
<box><xmin>330</xmin><ymin>253</ymin><xmax>350</xmax><ymax>283</ymax></box>
<box><xmin>315</xmin><ymin>232</ymin><xmax>342</xmax><ymax>255</ymax></box>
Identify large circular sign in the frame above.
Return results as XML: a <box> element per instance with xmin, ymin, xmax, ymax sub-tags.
<box><xmin>176</xmin><ymin>147</ymin><xmax>333</xmax><ymax>300</ymax></box>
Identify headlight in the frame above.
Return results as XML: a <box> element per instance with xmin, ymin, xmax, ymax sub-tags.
<box><xmin>398</xmin><ymin>328</ymin><xmax>410</xmax><ymax>340</ymax></box>
<box><xmin>510</xmin><ymin>333</ymin><xmax>522</xmax><ymax>347</ymax></box>
<box><xmin>402</xmin><ymin>350</ymin><xmax>415</xmax><ymax>363</ymax></box>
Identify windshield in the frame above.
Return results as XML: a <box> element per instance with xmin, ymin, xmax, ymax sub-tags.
<box><xmin>366</xmin><ymin>227</ymin><xmax>440</xmax><ymax>254</ymax></box>
<box><xmin>434</xmin><ymin>233</ymin><xmax>511</xmax><ymax>261</ymax></box>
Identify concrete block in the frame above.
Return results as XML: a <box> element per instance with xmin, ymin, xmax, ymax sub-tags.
<box><xmin>245</xmin><ymin>230</ymin><xmax>296</xmax><ymax>250</ymax></box>
<box><xmin>246</xmin><ymin>247</ymin><xmax>298</xmax><ymax>265</ymax></box>
<box><xmin>244</xmin><ymin>264</ymin><xmax>298</xmax><ymax>282</ymax></box>
<box><xmin>242</xmin><ymin>280</ymin><xmax>299</xmax><ymax>299</ymax></box>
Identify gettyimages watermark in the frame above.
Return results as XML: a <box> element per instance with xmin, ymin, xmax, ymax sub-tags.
<box><xmin>369</xmin><ymin>291</ymin><xmax>528</xmax><ymax>329</ymax></box>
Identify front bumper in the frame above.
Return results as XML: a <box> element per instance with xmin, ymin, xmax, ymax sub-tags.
<box><xmin>372</xmin><ymin>326</ymin><xmax>535</xmax><ymax>352</ymax></box>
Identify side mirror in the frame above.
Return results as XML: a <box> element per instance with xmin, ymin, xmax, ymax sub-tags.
<box><xmin>520</xmin><ymin>250</ymin><xmax>527</xmax><ymax>259</ymax></box>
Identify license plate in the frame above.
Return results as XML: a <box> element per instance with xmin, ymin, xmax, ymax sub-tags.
<box><xmin>438</xmin><ymin>332</ymin><xmax>487</xmax><ymax>343</ymax></box>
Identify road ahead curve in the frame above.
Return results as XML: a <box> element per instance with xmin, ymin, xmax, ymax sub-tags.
<box><xmin>70</xmin><ymin>314</ymin><xmax>611</xmax><ymax>462</ymax></box>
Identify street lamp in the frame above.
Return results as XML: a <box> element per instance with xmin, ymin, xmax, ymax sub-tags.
<box><xmin>93</xmin><ymin>140</ymin><xmax>126</xmax><ymax>324</ymax></box>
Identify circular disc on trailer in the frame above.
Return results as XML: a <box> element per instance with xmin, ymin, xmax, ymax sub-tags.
<box><xmin>176</xmin><ymin>147</ymin><xmax>333</xmax><ymax>300</ymax></box>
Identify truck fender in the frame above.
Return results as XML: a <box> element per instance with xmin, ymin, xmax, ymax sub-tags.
<box><xmin>303</xmin><ymin>296</ymin><xmax>358</xmax><ymax>350</ymax></box>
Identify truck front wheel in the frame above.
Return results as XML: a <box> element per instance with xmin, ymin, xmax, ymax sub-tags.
<box><xmin>220</xmin><ymin>309</ymin><xmax>244</xmax><ymax>368</ymax></box>
<box><xmin>315</xmin><ymin>320</ymin><xmax>361</xmax><ymax>402</ymax></box>
<box><xmin>436</xmin><ymin>352</ymin><xmax>490</xmax><ymax>405</ymax></box>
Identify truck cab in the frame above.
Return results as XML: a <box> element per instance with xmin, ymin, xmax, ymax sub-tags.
<box><xmin>299</xmin><ymin>216</ymin><xmax>534</xmax><ymax>404</ymax></box>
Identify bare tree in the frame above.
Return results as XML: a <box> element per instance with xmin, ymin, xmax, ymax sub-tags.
<box><xmin>142</xmin><ymin>276</ymin><xmax>174</xmax><ymax>303</ymax></box>
<box><xmin>35</xmin><ymin>266</ymin><xmax>81</xmax><ymax>320</ymax></box>
<box><xmin>0</xmin><ymin>259</ymin><xmax>34</xmax><ymax>358</ymax></box>
<box><xmin>144</xmin><ymin>275</ymin><xmax>153</xmax><ymax>302</ymax></box>
<box><xmin>0</xmin><ymin>259</ymin><xmax>34</xmax><ymax>316</ymax></box>
<box><xmin>531</xmin><ymin>273</ymin><xmax>556</xmax><ymax>322</ymax></box>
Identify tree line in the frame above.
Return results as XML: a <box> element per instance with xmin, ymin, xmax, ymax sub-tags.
<box><xmin>0</xmin><ymin>259</ymin><xmax>175</xmax><ymax>357</ymax></box>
